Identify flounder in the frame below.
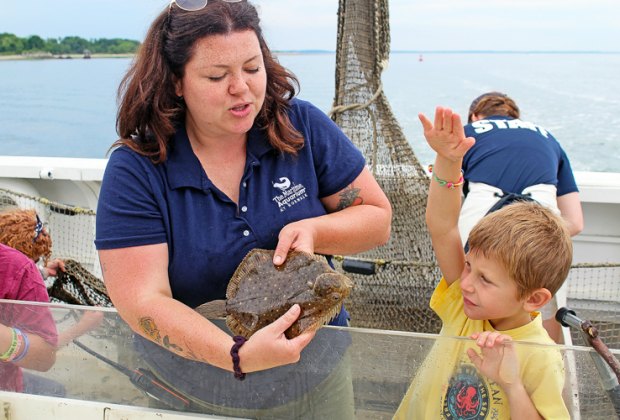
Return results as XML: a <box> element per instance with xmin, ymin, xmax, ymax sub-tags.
<box><xmin>195</xmin><ymin>248</ymin><xmax>353</xmax><ymax>339</ymax></box>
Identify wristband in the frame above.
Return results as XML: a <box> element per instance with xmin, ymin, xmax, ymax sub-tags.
<box><xmin>1</xmin><ymin>328</ymin><xmax>23</xmax><ymax>363</ymax></box>
<box><xmin>230</xmin><ymin>335</ymin><xmax>247</xmax><ymax>380</ymax></box>
<box><xmin>428</xmin><ymin>164</ymin><xmax>464</xmax><ymax>189</ymax></box>
<box><xmin>11</xmin><ymin>330</ymin><xmax>30</xmax><ymax>363</ymax></box>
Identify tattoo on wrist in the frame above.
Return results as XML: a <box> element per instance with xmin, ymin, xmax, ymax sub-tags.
<box><xmin>336</xmin><ymin>185</ymin><xmax>363</xmax><ymax>210</ymax></box>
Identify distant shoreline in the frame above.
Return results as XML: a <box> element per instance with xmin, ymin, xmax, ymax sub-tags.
<box><xmin>0</xmin><ymin>53</ymin><xmax>134</xmax><ymax>61</ymax></box>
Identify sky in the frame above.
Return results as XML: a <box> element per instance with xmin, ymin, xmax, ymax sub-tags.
<box><xmin>1</xmin><ymin>0</ymin><xmax>619</xmax><ymax>52</ymax></box>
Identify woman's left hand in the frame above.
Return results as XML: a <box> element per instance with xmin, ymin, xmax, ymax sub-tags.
<box><xmin>272</xmin><ymin>167</ymin><xmax>391</xmax><ymax>266</ymax></box>
<box><xmin>273</xmin><ymin>220</ymin><xmax>316</xmax><ymax>265</ymax></box>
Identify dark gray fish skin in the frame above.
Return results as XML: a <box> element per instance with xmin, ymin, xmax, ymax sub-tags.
<box><xmin>194</xmin><ymin>249</ymin><xmax>353</xmax><ymax>339</ymax></box>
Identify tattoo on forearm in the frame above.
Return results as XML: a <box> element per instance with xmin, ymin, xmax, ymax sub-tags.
<box><xmin>139</xmin><ymin>316</ymin><xmax>183</xmax><ymax>352</ymax></box>
<box><xmin>139</xmin><ymin>317</ymin><xmax>161</xmax><ymax>342</ymax></box>
<box><xmin>336</xmin><ymin>185</ymin><xmax>363</xmax><ymax>210</ymax></box>
<box><xmin>162</xmin><ymin>335</ymin><xmax>183</xmax><ymax>352</ymax></box>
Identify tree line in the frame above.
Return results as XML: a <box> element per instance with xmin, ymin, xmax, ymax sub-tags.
<box><xmin>0</xmin><ymin>33</ymin><xmax>140</xmax><ymax>55</ymax></box>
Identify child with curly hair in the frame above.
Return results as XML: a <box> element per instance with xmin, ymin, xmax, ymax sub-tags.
<box><xmin>0</xmin><ymin>208</ymin><xmax>64</xmax><ymax>278</ymax></box>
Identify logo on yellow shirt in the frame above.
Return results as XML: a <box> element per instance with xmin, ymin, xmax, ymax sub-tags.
<box><xmin>443</xmin><ymin>364</ymin><xmax>489</xmax><ymax>419</ymax></box>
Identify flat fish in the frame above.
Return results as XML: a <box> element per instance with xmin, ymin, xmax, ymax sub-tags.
<box><xmin>195</xmin><ymin>248</ymin><xmax>353</xmax><ymax>339</ymax></box>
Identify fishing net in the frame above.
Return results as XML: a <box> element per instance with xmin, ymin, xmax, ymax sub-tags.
<box><xmin>50</xmin><ymin>259</ymin><xmax>112</xmax><ymax>307</ymax></box>
<box><xmin>330</xmin><ymin>0</ymin><xmax>441</xmax><ymax>333</ymax></box>
<box><xmin>566</xmin><ymin>263</ymin><xmax>620</xmax><ymax>348</ymax></box>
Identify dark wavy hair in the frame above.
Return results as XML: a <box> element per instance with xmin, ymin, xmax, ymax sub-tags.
<box><xmin>467</xmin><ymin>91</ymin><xmax>520</xmax><ymax>124</ymax></box>
<box><xmin>114</xmin><ymin>1</ymin><xmax>303</xmax><ymax>163</ymax></box>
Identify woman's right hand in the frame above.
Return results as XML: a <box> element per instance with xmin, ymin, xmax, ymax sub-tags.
<box><xmin>240</xmin><ymin>304</ymin><xmax>315</xmax><ymax>373</ymax></box>
<box><xmin>273</xmin><ymin>220</ymin><xmax>316</xmax><ymax>266</ymax></box>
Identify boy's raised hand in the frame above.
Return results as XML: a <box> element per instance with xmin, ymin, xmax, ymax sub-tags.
<box><xmin>418</xmin><ymin>107</ymin><xmax>475</xmax><ymax>161</ymax></box>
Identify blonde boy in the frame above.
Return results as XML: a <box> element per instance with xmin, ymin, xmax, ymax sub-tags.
<box><xmin>394</xmin><ymin>107</ymin><xmax>572</xmax><ymax>419</ymax></box>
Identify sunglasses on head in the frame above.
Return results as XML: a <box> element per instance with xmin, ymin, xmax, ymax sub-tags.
<box><xmin>169</xmin><ymin>0</ymin><xmax>242</xmax><ymax>12</ymax></box>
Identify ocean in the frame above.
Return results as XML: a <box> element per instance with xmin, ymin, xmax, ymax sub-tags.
<box><xmin>1</xmin><ymin>52</ymin><xmax>619</xmax><ymax>172</ymax></box>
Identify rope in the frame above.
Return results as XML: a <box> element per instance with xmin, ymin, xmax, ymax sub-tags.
<box><xmin>333</xmin><ymin>255</ymin><xmax>620</xmax><ymax>270</ymax></box>
<box><xmin>327</xmin><ymin>81</ymin><xmax>383</xmax><ymax>118</ymax></box>
<box><xmin>570</xmin><ymin>262</ymin><xmax>620</xmax><ymax>269</ymax></box>
<box><xmin>0</xmin><ymin>187</ymin><xmax>96</xmax><ymax>215</ymax></box>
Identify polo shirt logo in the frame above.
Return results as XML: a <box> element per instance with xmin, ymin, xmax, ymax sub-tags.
<box><xmin>272</xmin><ymin>177</ymin><xmax>308</xmax><ymax>212</ymax></box>
<box><xmin>273</xmin><ymin>177</ymin><xmax>291</xmax><ymax>191</ymax></box>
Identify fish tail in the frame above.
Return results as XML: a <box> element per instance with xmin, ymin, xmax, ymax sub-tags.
<box><xmin>195</xmin><ymin>300</ymin><xmax>227</xmax><ymax>319</ymax></box>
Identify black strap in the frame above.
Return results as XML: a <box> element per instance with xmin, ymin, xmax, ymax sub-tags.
<box><xmin>486</xmin><ymin>191</ymin><xmax>534</xmax><ymax>214</ymax></box>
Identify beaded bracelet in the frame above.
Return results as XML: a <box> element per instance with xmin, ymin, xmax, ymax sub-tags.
<box><xmin>428</xmin><ymin>164</ymin><xmax>464</xmax><ymax>189</ymax></box>
<box><xmin>230</xmin><ymin>335</ymin><xmax>247</xmax><ymax>380</ymax></box>
<box><xmin>11</xmin><ymin>330</ymin><xmax>30</xmax><ymax>363</ymax></box>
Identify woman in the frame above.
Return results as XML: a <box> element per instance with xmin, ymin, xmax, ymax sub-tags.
<box><xmin>95</xmin><ymin>0</ymin><xmax>391</xmax><ymax>381</ymax></box>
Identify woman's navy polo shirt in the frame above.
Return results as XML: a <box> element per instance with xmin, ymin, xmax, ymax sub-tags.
<box><xmin>95</xmin><ymin>99</ymin><xmax>365</xmax><ymax>324</ymax></box>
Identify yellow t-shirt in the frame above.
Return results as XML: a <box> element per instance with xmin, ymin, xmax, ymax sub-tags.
<box><xmin>394</xmin><ymin>278</ymin><xmax>569</xmax><ymax>419</ymax></box>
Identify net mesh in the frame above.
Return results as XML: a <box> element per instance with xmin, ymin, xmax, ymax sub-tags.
<box><xmin>566</xmin><ymin>264</ymin><xmax>620</xmax><ymax>349</ymax></box>
<box><xmin>331</xmin><ymin>0</ymin><xmax>441</xmax><ymax>333</ymax></box>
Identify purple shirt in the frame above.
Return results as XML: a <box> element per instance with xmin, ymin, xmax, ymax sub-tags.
<box><xmin>0</xmin><ymin>244</ymin><xmax>58</xmax><ymax>392</ymax></box>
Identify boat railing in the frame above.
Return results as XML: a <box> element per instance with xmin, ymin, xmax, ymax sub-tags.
<box><xmin>1</xmin><ymin>300</ymin><xmax>619</xmax><ymax>419</ymax></box>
